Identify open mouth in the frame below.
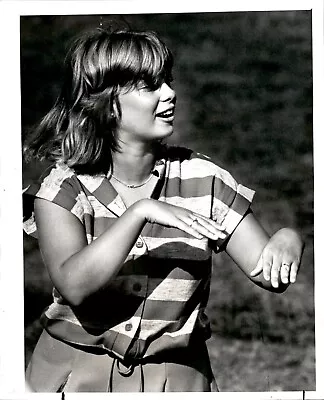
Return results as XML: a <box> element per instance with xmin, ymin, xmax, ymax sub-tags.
<box><xmin>156</xmin><ymin>108</ymin><xmax>175</xmax><ymax>119</ymax></box>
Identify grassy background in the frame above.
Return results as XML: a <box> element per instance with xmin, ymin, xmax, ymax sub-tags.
<box><xmin>21</xmin><ymin>11</ymin><xmax>314</xmax><ymax>391</ymax></box>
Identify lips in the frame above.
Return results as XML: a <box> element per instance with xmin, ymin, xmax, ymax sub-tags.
<box><xmin>156</xmin><ymin>107</ymin><xmax>175</xmax><ymax>119</ymax></box>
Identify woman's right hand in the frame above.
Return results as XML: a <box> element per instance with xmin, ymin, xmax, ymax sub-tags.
<box><xmin>134</xmin><ymin>198</ymin><xmax>226</xmax><ymax>241</ymax></box>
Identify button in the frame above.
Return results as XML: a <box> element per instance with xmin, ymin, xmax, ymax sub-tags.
<box><xmin>136</xmin><ymin>240</ymin><xmax>144</xmax><ymax>248</ymax></box>
<box><xmin>133</xmin><ymin>283</ymin><xmax>142</xmax><ymax>292</ymax></box>
<box><xmin>125</xmin><ymin>323</ymin><xmax>133</xmax><ymax>332</ymax></box>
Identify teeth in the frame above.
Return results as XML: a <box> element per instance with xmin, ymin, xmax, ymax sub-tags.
<box><xmin>158</xmin><ymin>110</ymin><xmax>173</xmax><ymax>117</ymax></box>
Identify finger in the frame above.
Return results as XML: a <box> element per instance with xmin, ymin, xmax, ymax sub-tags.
<box><xmin>177</xmin><ymin>219</ymin><xmax>204</xmax><ymax>239</ymax></box>
<box><xmin>190</xmin><ymin>218</ymin><xmax>226</xmax><ymax>240</ymax></box>
<box><xmin>250</xmin><ymin>254</ymin><xmax>263</xmax><ymax>277</ymax></box>
<box><xmin>192</xmin><ymin>213</ymin><xmax>226</xmax><ymax>231</ymax></box>
<box><xmin>261</xmin><ymin>251</ymin><xmax>273</xmax><ymax>282</ymax></box>
<box><xmin>280</xmin><ymin>262</ymin><xmax>291</xmax><ymax>284</ymax></box>
<box><xmin>192</xmin><ymin>218</ymin><xmax>226</xmax><ymax>239</ymax></box>
<box><xmin>289</xmin><ymin>260</ymin><xmax>299</xmax><ymax>283</ymax></box>
<box><xmin>270</xmin><ymin>255</ymin><xmax>281</xmax><ymax>288</ymax></box>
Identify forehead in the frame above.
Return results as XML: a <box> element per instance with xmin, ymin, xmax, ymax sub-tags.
<box><xmin>111</xmin><ymin>32</ymin><xmax>173</xmax><ymax>85</ymax></box>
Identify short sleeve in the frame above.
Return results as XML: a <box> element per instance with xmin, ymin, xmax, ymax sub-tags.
<box><xmin>211</xmin><ymin>167</ymin><xmax>255</xmax><ymax>252</ymax></box>
<box><xmin>23</xmin><ymin>163</ymin><xmax>88</xmax><ymax>239</ymax></box>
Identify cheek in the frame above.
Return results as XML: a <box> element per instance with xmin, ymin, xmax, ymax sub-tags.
<box><xmin>118</xmin><ymin>91</ymin><xmax>159</xmax><ymax>124</ymax></box>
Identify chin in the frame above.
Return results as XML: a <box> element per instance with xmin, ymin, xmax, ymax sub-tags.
<box><xmin>160</xmin><ymin>127</ymin><xmax>174</xmax><ymax>138</ymax></box>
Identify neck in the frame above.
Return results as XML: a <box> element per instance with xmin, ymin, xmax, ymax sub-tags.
<box><xmin>112</xmin><ymin>141</ymin><xmax>158</xmax><ymax>183</ymax></box>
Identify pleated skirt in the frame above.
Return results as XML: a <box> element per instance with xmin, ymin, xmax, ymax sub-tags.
<box><xmin>26</xmin><ymin>330</ymin><xmax>218</xmax><ymax>392</ymax></box>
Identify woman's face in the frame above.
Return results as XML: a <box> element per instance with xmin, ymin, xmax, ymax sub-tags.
<box><xmin>115</xmin><ymin>81</ymin><xmax>176</xmax><ymax>144</ymax></box>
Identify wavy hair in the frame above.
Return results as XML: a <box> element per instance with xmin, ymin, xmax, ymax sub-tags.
<box><xmin>23</xmin><ymin>28</ymin><xmax>174</xmax><ymax>174</ymax></box>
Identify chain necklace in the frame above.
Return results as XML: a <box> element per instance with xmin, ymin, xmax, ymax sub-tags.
<box><xmin>110</xmin><ymin>172</ymin><xmax>154</xmax><ymax>188</ymax></box>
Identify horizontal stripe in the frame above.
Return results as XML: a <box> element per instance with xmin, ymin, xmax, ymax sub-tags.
<box><xmin>223</xmin><ymin>207</ymin><xmax>246</xmax><ymax>234</ymax></box>
<box><xmin>23</xmin><ymin>146</ymin><xmax>254</xmax><ymax>360</ymax></box>
<box><xmin>118</xmin><ymin>257</ymin><xmax>210</xmax><ymax>280</ymax></box>
<box><xmin>102</xmin><ymin>275</ymin><xmax>202</xmax><ymax>302</ymax></box>
<box><xmin>37</xmin><ymin>164</ymin><xmax>75</xmax><ymax>202</ymax></box>
<box><xmin>167</xmin><ymin>157</ymin><xmax>237</xmax><ymax>190</ymax></box>
<box><xmin>237</xmin><ymin>184</ymin><xmax>255</xmax><ymax>202</ymax></box>
<box><xmin>105</xmin><ymin>275</ymin><xmax>148</xmax><ymax>298</ymax></box>
<box><xmin>146</xmin><ymin>240</ymin><xmax>211</xmax><ymax>260</ymax></box>
<box><xmin>138</xmin><ymin>309</ymin><xmax>199</xmax><ymax>340</ymax></box>
<box><xmin>143</xmin><ymin>333</ymin><xmax>192</xmax><ymax>358</ymax></box>
<box><xmin>163</xmin><ymin>309</ymin><xmax>199</xmax><ymax>337</ymax></box>
<box><xmin>137</xmin><ymin>319</ymin><xmax>177</xmax><ymax>340</ymax></box>
<box><xmin>109</xmin><ymin>316</ymin><xmax>141</xmax><ymax>339</ymax></box>
<box><xmin>161</xmin><ymin>175</ymin><xmax>214</xmax><ymax>198</ymax></box>
<box><xmin>42</xmin><ymin>314</ymin><xmax>129</xmax><ymax>357</ymax></box>
<box><xmin>145</xmin><ymin>236</ymin><xmax>207</xmax><ymax>252</ymax></box>
<box><xmin>45</xmin><ymin>303</ymin><xmax>83</xmax><ymax>326</ymax></box>
<box><xmin>141</xmin><ymin>298</ymin><xmax>195</xmax><ymax>322</ymax></box>
<box><xmin>147</xmin><ymin>278</ymin><xmax>200</xmax><ymax>301</ymax></box>
<box><xmin>158</xmin><ymin>195</ymin><xmax>212</xmax><ymax>216</ymax></box>
<box><xmin>45</xmin><ymin>295</ymin><xmax>145</xmax><ymax>329</ymax></box>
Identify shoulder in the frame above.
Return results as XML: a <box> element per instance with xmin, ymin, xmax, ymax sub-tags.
<box><xmin>164</xmin><ymin>145</ymin><xmax>234</xmax><ymax>182</ymax></box>
<box><xmin>24</xmin><ymin>162</ymin><xmax>79</xmax><ymax>199</ymax></box>
<box><xmin>23</xmin><ymin>162</ymin><xmax>86</xmax><ymax>222</ymax></box>
<box><xmin>23</xmin><ymin>163</ymin><xmax>91</xmax><ymax>237</ymax></box>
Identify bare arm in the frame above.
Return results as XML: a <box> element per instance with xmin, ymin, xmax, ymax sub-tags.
<box><xmin>35</xmin><ymin>198</ymin><xmax>226</xmax><ymax>306</ymax></box>
<box><xmin>224</xmin><ymin>211</ymin><xmax>304</xmax><ymax>292</ymax></box>
<box><xmin>35</xmin><ymin>198</ymin><xmax>147</xmax><ymax>305</ymax></box>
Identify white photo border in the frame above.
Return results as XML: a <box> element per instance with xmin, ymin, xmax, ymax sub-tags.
<box><xmin>0</xmin><ymin>0</ymin><xmax>322</xmax><ymax>398</ymax></box>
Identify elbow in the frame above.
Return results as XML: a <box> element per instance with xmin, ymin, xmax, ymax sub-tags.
<box><xmin>50</xmin><ymin>268</ymin><xmax>88</xmax><ymax>307</ymax></box>
<box><xmin>56</xmin><ymin>285</ymin><xmax>86</xmax><ymax>307</ymax></box>
<box><xmin>65</xmin><ymin>291</ymin><xmax>85</xmax><ymax>307</ymax></box>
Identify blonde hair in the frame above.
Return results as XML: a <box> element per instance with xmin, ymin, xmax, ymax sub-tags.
<box><xmin>24</xmin><ymin>28</ymin><xmax>173</xmax><ymax>174</ymax></box>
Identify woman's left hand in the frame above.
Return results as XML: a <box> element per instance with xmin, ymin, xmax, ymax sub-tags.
<box><xmin>250</xmin><ymin>228</ymin><xmax>304</xmax><ymax>288</ymax></box>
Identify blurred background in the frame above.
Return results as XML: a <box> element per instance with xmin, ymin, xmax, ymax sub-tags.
<box><xmin>21</xmin><ymin>11</ymin><xmax>314</xmax><ymax>391</ymax></box>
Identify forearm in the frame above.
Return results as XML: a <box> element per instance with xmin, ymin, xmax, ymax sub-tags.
<box><xmin>37</xmin><ymin>196</ymin><xmax>229</xmax><ymax>305</ymax></box>
<box><xmin>254</xmin><ymin>227</ymin><xmax>304</xmax><ymax>288</ymax></box>
<box><xmin>225</xmin><ymin>213</ymin><xmax>304</xmax><ymax>292</ymax></box>
<box><xmin>51</xmin><ymin>201</ymin><xmax>146</xmax><ymax>305</ymax></box>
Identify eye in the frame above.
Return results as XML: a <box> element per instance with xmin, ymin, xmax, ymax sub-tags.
<box><xmin>137</xmin><ymin>80</ymin><xmax>158</xmax><ymax>92</ymax></box>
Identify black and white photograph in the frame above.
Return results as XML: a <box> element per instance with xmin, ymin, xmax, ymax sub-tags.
<box><xmin>0</xmin><ymin>1</ymin><xmax>323</xmax><ymax>398</ymax></box>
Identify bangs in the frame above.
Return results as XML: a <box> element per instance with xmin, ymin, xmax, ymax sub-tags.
<box><xmin>110</xmin><ymin>30</ymin><xmax>174</xmax><ymax>89</ymax></box>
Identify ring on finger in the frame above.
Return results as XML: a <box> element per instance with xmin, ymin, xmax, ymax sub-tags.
<box><xmin>189</xmin><ymin>218</ymin><xmax>198</xmax><ymax>227</ymax></box>
<box><xmin>282</xmin><ymin>262</ymin><xmax>290</xmax><ymax>268</ymax></box>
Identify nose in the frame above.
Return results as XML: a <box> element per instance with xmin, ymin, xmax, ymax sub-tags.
<box><xmin>160</xmin><ymin>82</ymin><xmax>176</xmax><ymax>103</ymax></box>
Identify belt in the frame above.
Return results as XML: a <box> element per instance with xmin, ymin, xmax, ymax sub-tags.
<box><xmin>108</xmin><ymin>357</ymin><xmax>144</xmax><ymax>392</ymax></box>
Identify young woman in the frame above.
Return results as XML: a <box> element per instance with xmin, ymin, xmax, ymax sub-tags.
<box><xmin>23</xmin><ymin>28</ymin><xmax>304</xmax><ymax>392</ymax></box>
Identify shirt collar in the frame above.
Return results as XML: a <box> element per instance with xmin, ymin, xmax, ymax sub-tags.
<box><xmin>76</xmin><ymin>149</ymin><xmax>167</xmax><ymax>216</ymax></box>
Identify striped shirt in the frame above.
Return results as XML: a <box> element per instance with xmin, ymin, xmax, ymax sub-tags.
<box><xmin>23</xmin><ymin>145</ymin><xmax>254</xmax><ymax>362</ymax></box>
